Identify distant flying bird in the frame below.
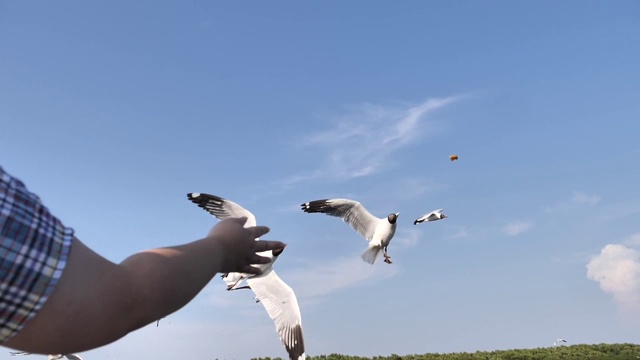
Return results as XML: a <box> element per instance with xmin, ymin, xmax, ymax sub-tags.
<box><xmin>414</xmin><ymin>209</ymin><xmax>448</xmax><ymax>225</ymax></box>
<box><xmin>301</xmin><ymin>198</ymin><xmax>399</xmax><ymax>264</ymax></box>
<box><xmin>187</xmin><ymin>192</ymin><xmax>306</xmax><ymax>360</ymax></box>
<box><xmin>553</xmin><ymin>338</ymin><xmax>567</xmax><ymax>347</ymax></box>
<box><xmin>450</xmin><ymin>154</ymin><xmax>459</xmax><ymax>161</ymax></box>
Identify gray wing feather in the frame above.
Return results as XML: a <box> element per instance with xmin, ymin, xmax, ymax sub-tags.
<box><xmin>247</xmin><ymin>271</ymin><xmax>305</xmax><ymax>360</ymax></box>
<box><xmin>187</xmin><ymin>193</ymin><xmax>257</xmax><ymax>227</ymax></box>
<box><xmin>301</xmin><ymin>199</ymin><xmax>378</xmax><ymax>241</ymax></box>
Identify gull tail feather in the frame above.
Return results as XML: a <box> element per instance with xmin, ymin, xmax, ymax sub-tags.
<box><xmin>361</xmin><ymin>245</ymin><xmax>381</xmax><ymax>264</ymax></box>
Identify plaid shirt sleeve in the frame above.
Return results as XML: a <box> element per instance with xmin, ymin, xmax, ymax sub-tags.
<box><xmin>0</xmin><ymin>166</ymin><xmax>73</xmax><ymax>342</ymax></box>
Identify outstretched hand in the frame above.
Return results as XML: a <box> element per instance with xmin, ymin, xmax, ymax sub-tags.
<box><xmin>208</xmin><ymin>217</ymin><xmax>286</xmax><ymax>275</ymax></box>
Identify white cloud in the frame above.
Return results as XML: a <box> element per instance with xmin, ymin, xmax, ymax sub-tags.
<box><xmin>282</xmin><ymin>256</ymin><xmax>400</xmax><ymax>300</ymax></box>
<box><xmin>586</xmin><ymin>244</ymin><xmax>640</xmax><ymax>312</ymax></box>
<box><xmin>502</xmin><ymin>221</ymin><xmax>533</xmax><ymax>236</ymax></box>
<box><xmin>572</xmin><ymin>191</ymin><xmax>601</xmax><ymax>206</ymax></box>
<box><xmin>281</xmin><ymin>96</ymin><xmax>462</xmax><ymax>185</ymax></box>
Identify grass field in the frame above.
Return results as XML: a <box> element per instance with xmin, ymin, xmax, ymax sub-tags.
<box><xmin>252</xmin><ymin>343</ymin><xmax>640</xmax><ymax>360</ymax></box>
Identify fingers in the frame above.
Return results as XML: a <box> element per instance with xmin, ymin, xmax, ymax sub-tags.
<box><xmin>248</xmin><ymin>225</ymin><xmax>270</xmax><ymax>239</ymax></box>
<box><xmin>240</xmin><ymin>265</ymin><xmax>263</xmax><ymax>276</ymax></box>
<box><xmin>253</xmin><ymin>240</ymin><xmax>286</xmax><ymax>253</ymax></box>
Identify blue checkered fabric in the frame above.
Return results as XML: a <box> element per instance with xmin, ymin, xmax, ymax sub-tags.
<box><xmin>0</xmin><ymin>166</ymin><xmax>73</xmax><ymax>342</ymax></box>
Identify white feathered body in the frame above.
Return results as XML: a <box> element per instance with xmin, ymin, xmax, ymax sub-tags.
<box><xmin>301</xmin><ymin>198</ymin><xmax>399</xmax><ymax>264</ymax></box>
<box><xmin>414</xmin><ymin>209</ymin><xmax>447</xmax><ymax>225</ymax></box>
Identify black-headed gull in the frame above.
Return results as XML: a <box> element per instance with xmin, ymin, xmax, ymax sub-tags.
<box><xmin>553</xmin><ymin>338</ymin><xmax>567</xmax><ymax>347</ymax></box>
<box><xmin>413</xmin><ymin>209</ymin><xmax>447</xmax><ymax>225</ymax></box>
<box><xmin>301</xmin><ymin>198</ymin><xmax>399</xmax><ymax>264</ymax></box>
<box><xmin>187</xmin><ymin>193</ymin><xmax>306</xmax><ymax>360</ymax></box>
<box><xmin>187</xmin><ymin>192</ymin><xmax>258</xmax><ymax>291</ymax></box>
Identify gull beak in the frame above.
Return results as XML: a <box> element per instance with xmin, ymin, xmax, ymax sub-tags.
<box><xmin>395</xmin><ymin>212</ymin><xmax>400</xmax><ymax>217</ymax></box>
<box><xmin>272</xmin><ymin>244</ymin><xmax>287</xmax><ymax>256</ymax></box>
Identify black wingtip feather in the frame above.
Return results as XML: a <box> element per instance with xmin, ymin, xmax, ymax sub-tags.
<box><xmin>187</xmin><ymin>192</ymin><xmax>225</xmax><ymax>205</ymax></box>
<box><xmin>285</xmin><ymin>324</ymin><xmax>305</xmax><ymax>360</ymax></box>
<box><xmin>186</xmin><ymin>193</ymin><xmax>229</xmax><ymax>217</ymax></box>
<box><xmin>300</xmin><ymin>199</ymin><xmax>331</xmax><ymax>214</ymax></box>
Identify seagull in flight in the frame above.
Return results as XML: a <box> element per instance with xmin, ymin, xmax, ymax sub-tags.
<box><xmin>553</xmin><ymin>338</ymin><xmax>567</xmax><ymax>347</ymax></box>
<box><xmin>413</xmin><ymin>209</ymin><xmax>447</xmax><ymax>225</ymax></box>
<box><xmin>187</xmin><ymin>192</ymin><xmax>306</xmax><ymax>360</ymax></box>
<box><xmin>187</xmin><ymin>192</ymin><xmax>259</xmax><ymax>290</ymax></box>
<box><xmin>301</xmin><ymin>198</ymin><xmax>399</xmax><ymax>264</ymax></box>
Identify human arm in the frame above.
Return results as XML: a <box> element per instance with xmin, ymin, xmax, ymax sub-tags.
<box><xmin>4</xmin><ymin>217</ymin><xmax>284</xmax><ymax>354</ymax></box>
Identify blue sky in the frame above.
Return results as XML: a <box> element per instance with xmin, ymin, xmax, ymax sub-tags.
<box><xmin>1</xmin><ymin>1</ymin><xmax>640</xmax><ymax>359</ymax></box>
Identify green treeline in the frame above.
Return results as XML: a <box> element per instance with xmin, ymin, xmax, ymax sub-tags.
<box><xmin>252</xmin><ymin>343</ymin><xmax>640</xmax><ymax>360</ymax></box>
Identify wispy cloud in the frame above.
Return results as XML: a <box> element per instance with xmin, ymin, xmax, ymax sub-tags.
<box><xmin>551</xmin><ymin>249</ymin><xmax>599</xmax><ymax>264</ymax></box>
<box><xmin>623</xmin><ymin>233</ymin><xmax>640</xmax><ymax>246</ymax></box>
<box><xmin>393</xmin><ymin>228</ymin><xmax>423</xmax><ymax>249</ymax></box>
<box><xmin>202</xmin><ymin>281</ymin><xmax>253</xmax><ymax>308</ymax></box>
<box><xmin>391</xmin><ymin>177</ymin><xmax>448</xmax><ymax>200</ymax></box>
<box><xmin>87</xmin><ymin>315</ymin><xmax>282</xmax><ymax>360</ymax></box>
<box><xmin>546</xmin><ymin>191</ymin><xmax>602</xmax><ymax>213</ymax></box>
<box><xmin>502</xmin><ymin>221</ymin><xmax>533</xmax><ymax>236</ymax></box>
<box><xmin>587</xmin><ymin>244</ymin><xmax>640</xmax><ymax>312</ymax></box>
<box><xmin>204</xmin><ymin>255</ymin><xmax>400</xmax><ymax>309</ymax></box>
<box><xmin>282</xmin><ymin>256</ymin><xmax>400</xmax><ymax>300</ymax></box>
<box><xmin>446</xmin><ymin>225</ymin><xmax>469</xmax><ymax>240</ymax></box>
<box><xmin>572</xmin><ymin>191</ymin><xmax>602</xmax><ymax>206</ymax></box>
<box><xmin>280</xmin><ymin>96</ymin><xmax>462</xmax><ymax>186</ymax></box>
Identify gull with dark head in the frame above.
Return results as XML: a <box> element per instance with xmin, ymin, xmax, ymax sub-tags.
<box><xmin>413</xmin><ymin>209</ymin><xmax>447</xmax><ymax>225</ymax></box>
<box><xmin>301</xmin><ymin>198</ymin><xmax>399</xmax><ymax>264</ymax></box>
<box><xmin>188</xmin><ymin>192</ymin><xmax>258</xmax><ymax>290</ymax></box>
<box><xmin>187</xmin><ymin>192</ymin><xmax>305</xmax><ymax>360</ymax></box>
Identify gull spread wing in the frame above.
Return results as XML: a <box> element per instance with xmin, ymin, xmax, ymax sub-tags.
<box><xmin>247</xmin><ymin>270</ymin><xmax>305</xmax><ymax>360</ymax></box>
<box><xmin>187</xmin><ymin>193</ymin><xmax>256</xmax><ymax>228</ymax></box>
<box><xmin>63</xmin><ymin>355</ymin><xmax>83</xmax><ymax>360</ymax></box>
<box><xmin>301</xmin><ymin>199</ymin><xmax>378</xmax><ymax>241</ymax></box>
<box><xmin>418</xmin><ymin>209</ymin><xmax>444</xmax><ymax>222</ymax></box>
